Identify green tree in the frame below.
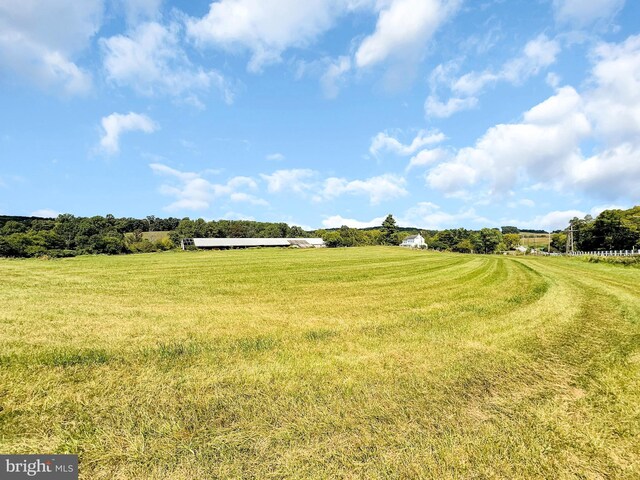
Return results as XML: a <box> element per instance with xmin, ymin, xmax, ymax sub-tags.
<box><xmin>504</xmin><ymin>233</ymin><xmax>521</xmax><ymax>250</ymax></box>
<box><xmin>454</xmin><ymin>238</ymin><xmax>474</xmax><ymax>253</ymax></box>
<box><xmin>479</xmin><ymin>228</ymin><xmax>503</xmax><ymax>254</ymax></box>
<box><xmin>381</xmin><ymin>214</ymin><xmax>398</xmax><ymax>245</ymax></box>
<box><xmin>551</xmin><ymin>233</ymin><xmax>567</xmax><ymax>252</ymax></box>
<box><xmin>0</xmin><ymin>221</ymin><xmax>27</xmax><ymax>235</ymax></box>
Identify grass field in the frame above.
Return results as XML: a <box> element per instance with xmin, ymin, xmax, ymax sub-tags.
<box><xmin>1</xmin><ymin>247</ymin><xmax>639</xmax><ymax>479</ymax></box>
<box><xmin>519</xmin><ymin>233</ymin><xmax>551</xmax><ymax>249</ymax></box>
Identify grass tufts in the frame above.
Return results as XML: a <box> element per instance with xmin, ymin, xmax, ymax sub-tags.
<box><xmin>39</xmin><ymin>348</ymin><xmax>110</xmax><ymax>367</ymax></box>
<box><xmin>303</xmin><ymin>328</ymin><xmax>337</xmax><ymax>341</ymax></box>
<box><xmin>233</xmin><ymin>335</ymin><xmax>278</xmax><ymax>354</ymax></box>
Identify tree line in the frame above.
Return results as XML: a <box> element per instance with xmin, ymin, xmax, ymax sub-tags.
<box><xmin>550</xmin><ymin>206</ymin><xmax>640</xmax><ymax>252</ymax></box>
<box><xmin>0</xmin><ymin>206</ymin><xmax>637</xmax><ymax>258</ymax></box>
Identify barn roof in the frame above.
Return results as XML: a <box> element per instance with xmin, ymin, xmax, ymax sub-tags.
<box><xmin>188</xmin><ymin>238</ymin><xmax>325</xmax><ymax>248</ymax></box>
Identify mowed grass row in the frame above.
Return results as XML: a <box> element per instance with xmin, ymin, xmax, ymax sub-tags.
<box><xmin>0</xmin><ymin>247</ymin><xmax>638</xmax><ymax>479</ymax></box>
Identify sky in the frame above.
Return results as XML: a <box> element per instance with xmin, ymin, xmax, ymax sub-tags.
<box><xmin>0</xmin><ymin>0</ymin><xmax>639</xmax><ymax>231</ymax></box>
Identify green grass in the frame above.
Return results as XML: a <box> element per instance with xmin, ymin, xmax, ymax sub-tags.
<box><xmin>141</xmin><ymin>231</ymin><xmax>171</xmax><ymax>242</ymax></box>
<box><xmin>519</xmin><ymin>233</ymin><xmax>551</xmax><ymax>249</ymax></box>
<box><xmin>1</xmin><ymin>247</ymin><xmax>639</xmax><ymax>479</ymax></box>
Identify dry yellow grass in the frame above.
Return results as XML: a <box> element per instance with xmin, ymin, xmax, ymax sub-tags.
<box><xmin>1</xmin><ymin>247</ymin><xmax>638</xmax><ymax>478</ymax></box>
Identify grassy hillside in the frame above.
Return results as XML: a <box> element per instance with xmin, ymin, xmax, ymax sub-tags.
<box><xmin>141</xmin><ymin>231</ymin><xmax>171</xmax><ymax>242</ymax></box>
<box><xmin>519</xmin><ymin>233</ymin><xmax>551</xmax><ymax>248</ymax></box>
<box><xmin>1</xmin><ymin>248</ymin><xmax>638</xmax><ymax>479</ymax></box>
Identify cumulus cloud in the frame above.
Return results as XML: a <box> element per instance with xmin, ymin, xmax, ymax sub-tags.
<box><xmin>552</xmin><ymin>0</ymin><xmax>625</xmax><ymax>27</ymax></box>
<box><xmin>369</xmin><ymin>129</ymin><xmax>445</xmax><ymax>157</ymax></box>
<box><xmin>424</xmin><ymin>34</ymin><xmax>640</xmax><ymax>203</ymax></box>
<box><xmin>259</xmin><ymin>168</ymin><xmax>408</xmax><ymax>205</ymax></box>
<box><xmin>407</xmin><ymin>148</ymin><xmax>450</xmax><ymax>170</ymax></box>
<box><xmin>320</xmin><ymin>56</ymin><xmax>351</xmax><ymax>98</ymax></box>
<box><xmin>355</xmin><ymin>0</ymin><xmax>461</xmax><ymax>69</ymax></box>
<box><xmin>321</xmin><ymin>215</ymin><xmax>385</xmax><ymax>229</ymax></box>
<box><xmin>453</xmin><ymin>35</ymin><xmax>560</xmax><ymax>96</ymax></box>
<box><xmin>426</xmin><ymin>86</ymin><xmax>591</xmax><ymax>194</ymax></box>
<box><xmin>585</xmin><ymin>35</ymin><xmax>640</xmax><ymax>145</ymax></box>
<box><xmin>0</xmin><ymin>0</ymin><xmax>101</xmax><ymax>94</ymax></box>
<box><xmin>569</xmin><ymin>143</ymin><xmax>640</xmax><ymax>199</ymax></box>
<box><xmin>321</xmin><ymin>174</ymin><xmax>408</xmax><ymax>205</ymax></box>
<box><xmin>511</xmin><ymin>209</ymin><xmax>587</xmax><ymax>231</ymax></box>
<box><xmin>425</xmin><ymin>95</ymin><xmax>478</xmax><ymax>118</ymax></box>
<box><xmin>186</xmin><ymin>0</ymin><xmax>349</xmax><ymax>72</ymax></box>
<box><xmin>99</xmin><ymin>112</ymin><xmax>158</xmax><ymax>154</ymax></box>
<box><xmin>399</xmin><ymin>202</ymin><xmax>490</xmax><ymax>230</ymax></box>
<box><xmin>266</xmin><ymin>153</ymin><xmax>285</xmax><ymax>162</ymax></box>
<box><xmin>150</xmin><ymin>163</ymin><xmax>267</xmax><ymax>211</ymax></box>
<box><xmin>427</xmin><ymin>34</ymin><xmax>561</xmax><ymax>117</ymax></box>
<box><xmin>116</xmin><ymin>0</ymin><xmax>162</xmax><ymax>25</ymax></box>
<box><xmin>222</xmin><ymin>211</ymin><xmax>256</xmax><ymax>221</ymax></box>
<box><xmin>31</xmin><ymin>209</ymin><xmax>60</xmax><ymax>218</ymax></box>
<box><xmin>260</xmin><ymin>169</ymin><xmax>317</xmax><ymax>194</ymax></box>
<box><xmin>187</xmin><ymin>0</ymin><xmax>458</xmax><ymax>79</ymax></box>
<box><xmin>102</xmin><ymin>21</ymin><xmax>233</xmax><ymax>105</ymax></box>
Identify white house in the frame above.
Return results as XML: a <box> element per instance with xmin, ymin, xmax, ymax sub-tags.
<box><xmin>400</xmin><ymin>234</ymin><xmax>426</xmax><ymax>249</ymax></box>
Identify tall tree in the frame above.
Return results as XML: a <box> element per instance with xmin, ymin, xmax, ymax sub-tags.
<box><xmin>479</xmin><ymin>228</ymin><xmax>503</xmax><ymax>254</ymax></box>
<box><xmin>381</xmin><ymin>214</ymin><xmax>398</xmax><ymax>245</ymax></box>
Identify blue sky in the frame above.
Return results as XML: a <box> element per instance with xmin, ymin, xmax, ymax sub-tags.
<box><xmin>1</xmin><ymin>0</ymin><xmax>639</xmax><ymax>231</ymax></box>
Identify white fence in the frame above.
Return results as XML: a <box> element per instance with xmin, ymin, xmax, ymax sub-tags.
<box><xmin>568</xmin><ymin>250</ymin><xmax>640</xmax><ymax>257</ymax></box>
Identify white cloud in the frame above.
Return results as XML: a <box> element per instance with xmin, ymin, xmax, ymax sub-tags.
<box><xmin>552</xmin><ymin>0</ymin><xmax>625</xmax><ymax>27</ymax></box>
<box><xmin>426</xmin><ymin>160</ymin><xmax>481</xmax><ymax>195</ymax></box>
<box><xmin>321</xmin><ymin>215</ymin><xmax>385</xmax><ymax>229</ymax></box>
<box><xmin>585</xmin><ymin>35</ymin><xmax>640</xmax><ymax>146</ymax></box>
<box><xmin>187</xmin><ymin>0</ymin><xmax>349</xmax><ymax>72</ymax></box>
<box><xmin>512</xmin><ymin>209</ymin><xmax>586</xmax><ymax>231</ymax></box>
<box><xmin>223</xmin><ymin>211</ymin><xmax>256</xmax><ymax>221</ymax></box>
<box><xmin>320</xmin><ymin>56</ymin><xmax>351</xmax><ymax>98</ymax></box>
<box><xmin>260</xmin><ymin>168</ymin><xmax>407</xmax><ymax>205</ymax></box>
<box><xmin>427</xmin><ymin>34</ymin><xmax>561</xmax><ymax>117</ymax></box>
<box><xmin>150</xmin><ymin>163</ymin><xmax>267</xmax><ymax>211</ymax></box>
<box><xmin>426</xmin><ymin>86</ymin><xmax>591</xmax><ymax>194</ymax></box>
<box><xmin>99</xmin><ymin>112</ymin><xmax>158</xmax><ymax>154</ymax></box>
<box><xmin>321</xmin><ymin>174</ymin><xmax>408</xmax><ymax>205</ymax></box>
<box><xmin>102</xmin><ymin>21</ymin><xmax>233</xmax><ymax>104</ymax></box>
<box><xmin>407</xmin><ymin>148</ymin><xmax>449</xmax><ymax>170</ymax></box>
<box><xmin>452</xmin><ymin>35</ymin><xmax>561</xmax><ymax>96</ymax></box>
<box><xmin>425</xmin><ymin>95</ymin><xmax>478</xmax><ymax>118</ymax></box>
<box><xmin>260</xmin><ymin>169</ymin><xmax>317</xmax><ymax>194</ymax></box>
<box><xmin>399</xmin><ymin>202</ymin><xmax>491</xmax><ymax>230</ymax></box>
<box><xmin>506</xmin><ymin>198</ymin><xmax>536</xmax><ymax>208</ymax></box>
<box><xmin>370</xmin><ymin>129</ymin><xmax>445</xmax><ymax>157</ymax></box>
<box><xmin>266</xmin><ymin>153</ymin><xmax>285</xmax><ymax>162</ymax></box>
<box><xmin>427</xmin><ymin>87</ymin><xmax>591</xmax><ymax>193</ymax></box>
<box><xmin>31</xmin><ymin>209</ymin><xmax>60</xmax><ymax>218</ymax></box>
<box><xmin>355</xmin><ymin>0</ymin><xmax>461</xmax><ymax>69</ymax></box>
<box><xmin>424</xmin><ymin>34</ymin><xmax>640</xmax><ymax>203</ymax></box>
<box><xmin>569</xmin><ymin>143</ymin><xmax>640</xmax><ymax>199</ymax></box>
<box><xmin>116</xmin><ymin>0</ymin><xmax>162</xmax><ymax>25</ymax></box>
<box><xmin>0</xmin><ymin>0</ymin><xmax>101</xmax><ymax>94</ymax></box>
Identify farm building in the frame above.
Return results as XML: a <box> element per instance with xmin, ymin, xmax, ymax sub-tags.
<box><xmin>400</xmin><ymin>234</ymin><xmax>426</xmax><ymax>249</ymax></box>
<box><xmin>181</xmin><ymin>238</ymin><xmax>326</xmax><ymax>250</ymax></box>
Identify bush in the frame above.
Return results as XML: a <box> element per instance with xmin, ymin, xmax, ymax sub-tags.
<box><xmin>586</xmin><ymin>256</ymin><xmax>640</xmax><ymax>266</ymax></box>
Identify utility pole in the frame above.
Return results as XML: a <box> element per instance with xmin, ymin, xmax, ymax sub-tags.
<box><xmin>565</xmin><ymin>224</ymin><xmax>576</xmax><ymax>254</ymax></box>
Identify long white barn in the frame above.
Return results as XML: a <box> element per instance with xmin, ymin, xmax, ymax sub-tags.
<box><xmin>181</xmin><ymin>238</ymin><xmax>326</xmax><ymax>250</ymax></box>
